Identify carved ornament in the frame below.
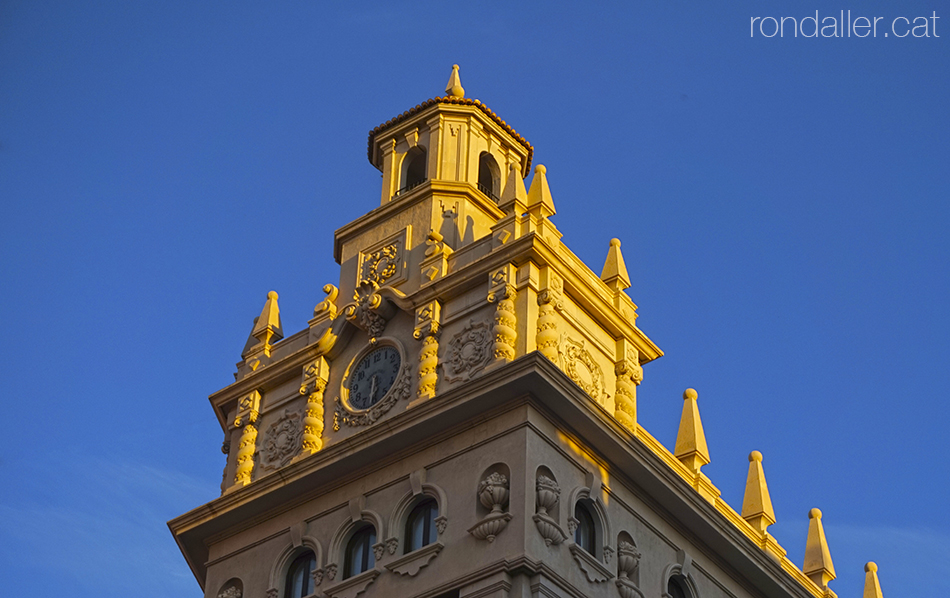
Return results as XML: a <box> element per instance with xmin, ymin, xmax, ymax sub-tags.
<box><xmin>260</xmin><ymin>409</ymin><xmax>303</xmax><ymax>471</ymax></box>
<box><xmin>442</xmin><ymin>319</ymin><xmax>493</xmax><ymax>383</ymax></box>
<box><xmin>558</xmin><ymin>334</ymin><xmax>606</xmax><ymax>403</ymax></box>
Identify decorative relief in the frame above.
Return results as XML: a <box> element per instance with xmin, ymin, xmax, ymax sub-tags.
<box><xmin>361</xmin><ymin>243</ymin><xmax>399</xmax><ymax>287</ymax></box>
<box><xmin>313</xmin><ymin>284</ymin><xmax>339</xmax><ymax>321</ymax></box>
<box><xmin>344</xmin><ymin>284</ymin><xmax>389</xmax><ymax>340</ymax></box>
<box><xmin>311</xmin><ymin>568</ymin><xmax>325</xmax><ymax>587</ymax></box>
<box><xmin>260</xmin><ymin>409</ymin><xmax>303</xmax><ymax>471</ymax></box>
<box><xmin>443</xmin><ymin>319</ymin><xmax>493</xmax><ymax>383</ymax></box>
<box><xmin>357</xmin><ymin>228</ymin><xmax>409</xmax><ymax>290</ymax></box>
<box><xmin>569</xmin><ymin>543</ymin><xmax>614</xmax><ymax>583</ymax></box>
<box><xmin>536</xmin><ymin>271</ymin><xmax>563</xmax><ymax>362</ymax></box>
<box><xmin>385</xmin><ymin>542</ymin><xmax>443</xmax><ymax>577</ymax></box>
<box><xmin>386</xmin><ymin>537</ymin><xmax>399</xmax><ymax>555</ymax></box>
<box><xmin>333</xmin><ymin>364</ymin><xmax>412</xmax><ymax>430</ymax></box>
<box><xmin>468</xmin><ymin>473</ymin><xmax>512</xmax><ymax>542</ymax></box>
<box><xmin>487</xmin><ymin>265</ymin><xmax>518</xmax><ymax>363</ymax></box>
<box><xmin>323</xmin><ymin>569</ymin><xmax>379</xmax><ymax>598</ymax></box>
<box><xmin>298</xmin><ymin>357</ymin><xmax>329</xmax><ymax>456</ymax></box>
<box><xmin>413</xmin><ymin>302</ymin><xmax>441</xmax><ymax>400</ymax></box>
<box><xmin>616</xmin><ymin>541</ymin><xmax>644</xmax><ymax>598</ymax></box>
<box><xmin>435</xmin><ymin>515</ymin><xmax>448</xmax><ymax>535</ymax></box>
<box><xmin>613</xmin><ymin>346</ymin><xmax>642</xmax><ymax>430</ymax></box>
<box><xmin>533</xmin><ymin>475</ymin><xmax>568</xmax><ymax>546</ymax></box>
<box><xmin>325</xmin><ymin>563</ymin><xmax>338</xmax><ymax>581</ymax></box>
<box><xmin>265</xmin><ymin>589</ymin><xmax>277</xmax><ymax>598</ymax></box>
<box><xmin>420</xmin><ymin>230</ymin><xmax>453</xmax><ymax>284</ymax></box>
<box><xmin>372</xmin><ymin>541</ymin><xmax>386</xmax><ymax>562</ymax></box>
<box><xmin>231</xmin><ymin>391</ymin><xmax>261</xmax><ymax>488</ymax></box>
<box><xmin>217</xmin><ymin>585</ymin><xmax>241</xmax><ymax>598</ymax></box>
<box><xmin>558</xmin><ymin>334</ymin><xmax>606</xmax><ymax>404</ymax></box>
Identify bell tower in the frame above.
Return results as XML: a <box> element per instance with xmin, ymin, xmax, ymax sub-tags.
<box><xmin>170</xmin><ymin>66</ymin><xmax>879</xmax><ymax>598</ymax></box>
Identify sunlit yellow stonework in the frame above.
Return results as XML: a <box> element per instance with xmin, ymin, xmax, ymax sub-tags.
<box><xmin>170</xmin><ymin>66</ymin><xmax>882</xmax><ymax>598</ymax></box>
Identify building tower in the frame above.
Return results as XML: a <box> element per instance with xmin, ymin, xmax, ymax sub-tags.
<box><xmin>170</xmin><ymin>67</ymin><xmax>880</xmax><ymax>598</ymax></box>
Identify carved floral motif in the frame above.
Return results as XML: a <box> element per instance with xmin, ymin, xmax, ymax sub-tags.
<box><xmin>558</xmin><ymin>334</ymin><xmax>605</xmax><ymax>403</ymax></box>
<box><xmin>217</xmin><ymin>586</ymin><xmax>241</xmax><ymax>598</ymax></box>
<box><xmin>259</xmin><ymin>409</ymin><xmax>303</xmax><ymax>470</ymax></box>
<box><xmin>443</xmin><ymin>319</ymin><xmax>493</xmax><ymax>383</ymax></box>
<box><xmin>359</xmin><ymin>243</ymin><xmax>399</xmax><ymax>288</ymax></box>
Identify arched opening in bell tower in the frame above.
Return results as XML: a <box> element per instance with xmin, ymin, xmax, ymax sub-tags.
<box><xmin>477</xmin><ymin>152</ymin><xmax>500</xmax><ymax>202</ymax></box>
<box><xmin>397</xmin><ymin>146</ymin><xmax>427</xmax><ymax>196</ymax></box>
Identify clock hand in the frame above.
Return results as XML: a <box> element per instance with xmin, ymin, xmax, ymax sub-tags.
<box><xmin>369</xmin><ymin>375</ymin><xmax>379</xmax><ymax>402</ymax></box>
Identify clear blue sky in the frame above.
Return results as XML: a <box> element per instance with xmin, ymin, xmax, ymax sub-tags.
<box><xmin>1</xmin><ymin>2</ymin><xmax>947</xmax><ymax>597</ymax></box>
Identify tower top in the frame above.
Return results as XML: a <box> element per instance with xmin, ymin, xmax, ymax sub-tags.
<box><xmin>366</xmin><ymin>66</ymin><xmax>534</xmax><ymax>180</ymax></box>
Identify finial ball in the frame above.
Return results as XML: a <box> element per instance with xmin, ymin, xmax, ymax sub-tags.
<box><xmin>535</xmin><ymin>164</ymin><xmax>546</xmax><ymax>174</ymax></box>
<box><xmin>453</xmin><ymin>64</ymin><xmax>459</xmax><ymax>70</ymax></box>
<box><xmin>809</xmin><ymin>508</ymin><xmax>822</xmax><ymax>519</ymax></box>
<box><xmin>865</xmin><ymin>562</ymin><xmax>878</xmax><ymax>573</ymax></box>
<box><xmin>268</xmin><ymin>291</ymin><xmax>279</xmax><ymax>300</ymax></box>
<box><xmin>749</xmin><ymin>450</ymin><xmax>763</xmax><ymax>462</ymax></box>
<box><xmin>683</xmin><ymin>388</ymin><xmax>698</xmax><ymax>400</ymax></box>
<box><xmin>610</xmin><ymin>238</ymin><xmax>621</xmax><ymax>247</ymax></box>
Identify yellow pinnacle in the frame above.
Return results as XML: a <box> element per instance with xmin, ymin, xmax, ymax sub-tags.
<box><xmin>601</xmin><ymin>238</ymin><xmax>631</xmax><ymax>292</ymax></box>
<box><xmin>803</xmin><ymin>508</ymin><xmax>836</xmax><ymax>588</ymax></box>
<box><xmin>741</xmin><ymin>450</ymin><xmax>776</xmax><ymax>534</ymax></box>
<box><xmin>526</xmin><ymin>164</ymin><xmax>556</xmax><ymax>219</ymax></box>
<box><xmin>674</xmin><ymin>388</ymin><xmax>710</xmax><ymax>474</ymax></box>
<box><xmin>863</xmin><ymin>562</ymin><xmax>884</xmax><ymax>598</ymax></box>
<box><xmin>244</xmin><ymin>290</ymin><xmax>283</xmax><ymax>360</ymax></box>
<box><xmin>445</xmin><ymin>64</ymin><xmax>464</xmax><ymax>98</ymax></box>
<box><xmin>499</xmin><ymin>162</ymin><xmax>528</xmax><ymax>214</ymax></box>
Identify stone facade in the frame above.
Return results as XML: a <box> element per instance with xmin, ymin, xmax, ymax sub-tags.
<box><xmin>170</xmin><ymin>67</ymin><xmax>852</xmax><ymax>598</ymax></box>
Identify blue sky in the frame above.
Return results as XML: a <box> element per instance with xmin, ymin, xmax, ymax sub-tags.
<box><xmin>1</xmin><ymin>2</ymin><xmax>947</xmax><ymax>597</ymax></box>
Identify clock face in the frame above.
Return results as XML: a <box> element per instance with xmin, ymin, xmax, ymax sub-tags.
<box><xmin>346</xmin><ymin>345</ymin><xmax>401</xmax><ymax>410</ymax></box>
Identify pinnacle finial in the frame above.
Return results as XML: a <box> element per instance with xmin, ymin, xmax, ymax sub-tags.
<box><xmin>803</xmin><ymin>508</ymin><xmax>836</xmax><ymax>589</ymax></box>
<box><xmin>741</xmin><ymin>450</ymin><xmax>776</xmax><ymax>534</ymax></box>
<box><xmin>526</xmin><ymin>164</ymin><xmax>556</xmax><ymax>219</ymax></box>
<box><xmin>499</xmin><ymin>162</ymin><xmax>528</xmax><ymax>213</ymax></box>
<box><xmin>445</xmin><ymin>64</ymin><xmax>464</xmax><ymax>98</ymax></box>
<box><xmin>242</xmin><ymin>291</ymin><xmax>283</xmax><ymax>360</ymax></box>
<box><xmin>601</xmin><ymin>238</ymin><xmax>631</xmax><ymax>292</ymax></box>
<box><xmin>674</xmin><ymin>388</ymin><xmax>710</xmax><ymax>474</ymax></box>
<box><xmin>863</xmin><ymin>563</ymin><xmax>883</xmax><ymax>598</ymax></box>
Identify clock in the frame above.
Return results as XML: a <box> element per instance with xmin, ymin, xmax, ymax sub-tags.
<box><xmin>345</xmin><ymin>345</ymin><xmax>402</xmax><ymax>410</ymax></box>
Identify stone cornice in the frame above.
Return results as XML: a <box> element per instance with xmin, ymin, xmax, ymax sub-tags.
<box><xmin>173</xmin><ymin>354</ymin><xmax>815</xmax><ymax>598</ymax></box>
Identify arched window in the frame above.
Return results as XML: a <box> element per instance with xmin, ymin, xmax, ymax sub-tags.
<box><xmin>343</xmin><ymin>525</ymin><xmax>376</xmax><ymax>579</ymax></box>
<box><xmin>398</xmin><ymin>147</ymin><xmax>427</xmax><ymax>196</ymax></box>
<box><xmin>405</xmin><ymin>498</ymin><xmax>438</xmax><ymax>553</ymax></box>
<box><xmin>574</xmin><ymin>501</ymin><xmax>596</xmax><ymax>554</ymax></box>
<box><xmin>668</xmin><ymin>576</ymin><xmax>691</xmax><ymax>598</ymax></box>
<box><xmin>284</xmin><ymin>551</ymin><xmax>315</xmax><ymax>598</ymax></box>
<box><xmin>477</xmin><ymin>152</ymin><xmax>500</xmax><ymax>201</ymax></box>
